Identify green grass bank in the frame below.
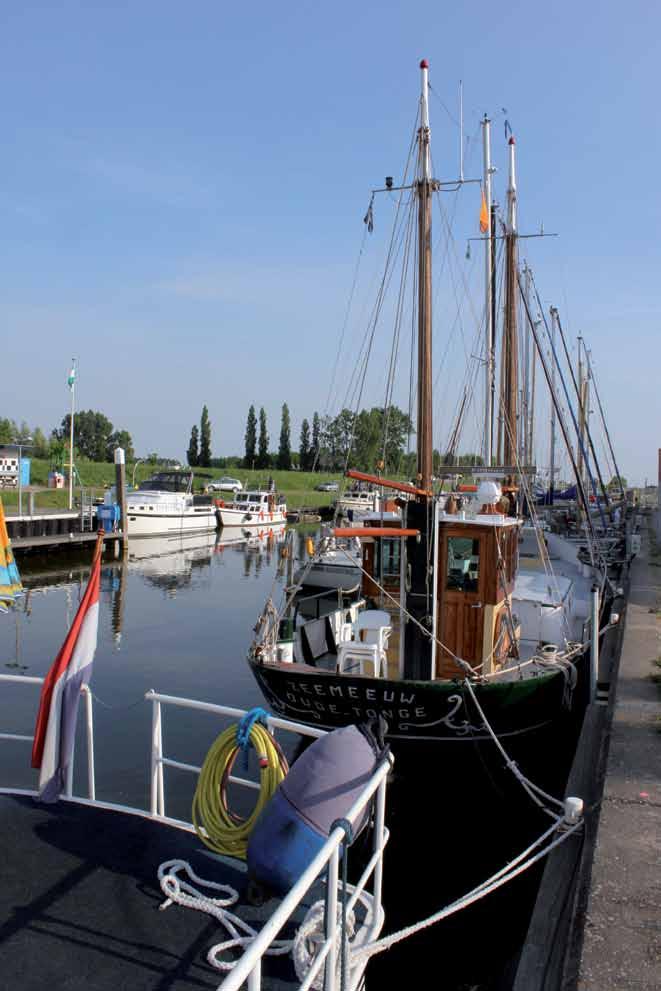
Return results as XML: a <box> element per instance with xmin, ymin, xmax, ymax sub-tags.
<box><xmin>0</xmin><ymin>460</ymin><xmax>343</xmax><ymax>511</ymax></box>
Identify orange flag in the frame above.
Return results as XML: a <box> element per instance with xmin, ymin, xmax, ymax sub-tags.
<box><xmin>479</xmin><ymin>190</ymin><xmax>489</xmax><ymax>234</ymax></box>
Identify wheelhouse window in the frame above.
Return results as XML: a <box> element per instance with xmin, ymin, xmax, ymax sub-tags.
<box><xmin>380</xmin><ymin>538</ymin><xmax>400</xmax><ymax>579</ymax></box>
<box><xmin>138</xmin><ymin>472</ymin><xmax>191</xmax><ymax>493</ymax></box>
<box><xmin>446</xmin><ymin>536</ymin><xmax>480</xmax><ymax>592</ymax></box>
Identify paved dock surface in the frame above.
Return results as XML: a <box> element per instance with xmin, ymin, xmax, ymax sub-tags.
<box><xmin>579</xmin><ymin>516</ymin><xmax>661</xmax><ymax>990</ymax></box>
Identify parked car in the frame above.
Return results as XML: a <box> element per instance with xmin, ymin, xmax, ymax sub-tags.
<box><xmin>315</xmin><ymin>481</ymin><xmax>340</xmax><ymax>492</ymax></box>
<box><xmin>207</xmin><ymin>476</ymin><xmax>243</xmax><ymax>493</ymax></box>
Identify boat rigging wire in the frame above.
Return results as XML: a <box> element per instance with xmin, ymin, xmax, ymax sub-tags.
<box><xmin>584</xmin><ymin>347</ymin><xmax>626</xmax><ymax>502</ymax></box>
<box><xmin>338</xmin><ymin>110</ymin><xmax>419</xmax><ymax>418</ymax></box>
<box><xmin>351</xmin><ymin>814</ymin><xmax>584</xmax><ymax>967</ymax></box>
<box><xmin>554</xmin><ymin>310</ymin><xmax>611</xmax><ymax>511</ymax></box>
<box><xmin>520</xmin><ymin>274</ymin><xmax>600</xmax><ymax>568</ymax></box>
<box><xmin>322</xmin><ymin>223</ymin><xmax>370</xmax><ymax>425</ymax></box>
<box><xmin>158</xmin><ymin>811</ymin><xmax>585</xmax><ymax>979</ymax></box>
<box><xmin>529</xmin><ymin>272</ymin><xmax>607</xmax><ymax>537</ymax></box>
<box><xmin>432</xmin><ymin>186</ymin><xmax>492</xmax><ymax>454</ymax></box>
<box><xmin>381</xmin><ymin>194</ymin><xmax>416</xmax><ymax>470</ymax></box>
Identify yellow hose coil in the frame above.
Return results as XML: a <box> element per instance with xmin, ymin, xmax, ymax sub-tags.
<box><xmin>192</xmin><ymin>722</ymin><xmax>288</xmax><ymax>860</ymax></box>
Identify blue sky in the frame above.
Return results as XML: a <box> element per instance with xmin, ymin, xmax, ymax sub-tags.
<box><xmin>1</xmin><ymin>1</ymin><xmax>658</xmax><ymax>484</ymax></box>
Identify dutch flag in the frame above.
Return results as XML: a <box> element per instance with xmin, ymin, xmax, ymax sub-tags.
<box><xmin>31</xmin><ymin>539</ymin><xmax>102</xmax><ymax>802</ymax></box>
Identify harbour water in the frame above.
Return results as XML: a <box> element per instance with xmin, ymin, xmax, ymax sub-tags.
<box><xmin>0</xmin><ymin>529</ymin><xmax>294</xmax><ymax>819</ymax></box>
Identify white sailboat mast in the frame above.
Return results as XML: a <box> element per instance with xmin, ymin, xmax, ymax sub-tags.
<box><xmin>501</xmin><ymin>133</ymin><xmax>519</xmax><ymax>467</ymax></box>
<box><xmin>507</xmin><ymin>135</ymin><xmax>517</xmax><ymax>233</ymax></box>
<box><xmin>420</xmin><ymin>59</ymin><xmax>431</xmax><ymax>179</ymax></box>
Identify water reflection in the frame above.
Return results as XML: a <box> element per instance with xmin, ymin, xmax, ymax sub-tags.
<box><xmin>0</xmin><ymin>524</ymin><xmax>299</xmax><ymax>802</ymax></box>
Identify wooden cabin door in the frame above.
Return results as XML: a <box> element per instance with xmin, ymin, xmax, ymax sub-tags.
<box><xmin>437</xmin><ymin>531</ymin><xmax>485</xmax><ymax>677</ymax></box>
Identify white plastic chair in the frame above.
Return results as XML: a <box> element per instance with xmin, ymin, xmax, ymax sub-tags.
<box><xmin>338</xmin><ymin>622</ymin><xmax>353</xmax><ymax>643</ymax></box>
<box><xmin>354</xmin><ymin>610</ymin><xmax>392</xmax><ymax>652</ymax></box>
<box><xmin>336</xmin><ymin>642</ymin><xmax>384</xmax><ymax>678</ymax></box>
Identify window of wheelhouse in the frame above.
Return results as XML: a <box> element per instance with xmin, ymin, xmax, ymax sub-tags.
<box><xmin>380</xmin><ymin>537</ymin><xmax>400</xmax><ymax>579</ymax></box>
<box><xmin>506</xmin><ymin>527</ymin><xmax>518</xmax><ymax>584</ymax></box>
<box><xmin>446</xmin><ymin>536</ymin><xmax>481</xmax><ymax>592</ymax></box>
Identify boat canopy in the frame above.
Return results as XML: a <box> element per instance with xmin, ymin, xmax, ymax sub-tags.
<box><xmin>138</xmin><ymin>472</ymin><xmax>193</xmax><ymax>493</ymax></box>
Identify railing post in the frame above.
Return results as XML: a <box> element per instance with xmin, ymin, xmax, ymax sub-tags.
<box><xmin>247</xmin><ymin>959</ymin><xmax>262</xmax><ymax>991</ymax></box>
<box><xmin>324</xmin><ymin>846</ymin><xmax>340</xmax><ymax>991</ymax></box>
<box><xmin>65</xmin><ymin>747</ymin><xmax>74</xmax><ymax>796</ymax></box>
<box><xmin>372</xmin><ymin>770</ymin><xmax>387</xmax><ymax>927</ymax></box>
<box><xmin>590</xmin><ymin>584</ymin><xmax>600</xmax><ymax>702</ymax></box>
<box><xmin>84</xmin><ymin>686</ymin><xmax>96</xmax><ymax>800</ymax></box>
<box><xmin>150</xmin><ymin>692</ymin><xmax>164</xmax><ymax>816</ymax></box>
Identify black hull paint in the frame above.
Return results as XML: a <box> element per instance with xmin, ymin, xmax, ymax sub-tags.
<box><xmin>248</xmin><ymin>656</ymin><xmax>586</xmax><ymax>745</ymax></box>
<box><xmin>248</xmin><ymin>652</ymin><xmax>591</xmax><ymax>987</ymax></box>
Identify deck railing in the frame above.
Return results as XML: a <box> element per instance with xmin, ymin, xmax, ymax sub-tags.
<box><xmin>1</xmin><ymin>676</ymin><xmax>391</xmax><ymax>991</ymax></box>
<box><xmin>145</xmin><ymin>689</ymin><xmax>329</xmax><ymax>819</ymax></box>
<box><xmin>0</xmin><ymin>673</ymin><xmax>96</xmax><ymax>799</ymax></box>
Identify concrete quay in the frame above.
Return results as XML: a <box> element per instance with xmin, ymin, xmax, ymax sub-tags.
<box><xmin>578</xmin><ymin>516</ymin><xmax>661</xmax><ymax>990</ymax></box>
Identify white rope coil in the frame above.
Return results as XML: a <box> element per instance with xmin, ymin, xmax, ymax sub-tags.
<box><xmin>292</xmin><ymin>900</ymin><xmax>356</xmax><ymax>991</ymax></box>
<box><xmin>157</xmin><ymin>860</ymin><xmax>292</xmax><ymax>973</ymax></box>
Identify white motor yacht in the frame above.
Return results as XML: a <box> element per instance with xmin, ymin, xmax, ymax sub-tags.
<box><xmin>125</xmin><ymin>471</ymin><xmax>217</xmax><ymax>537</ymax></box>
<box><xmin>216</xmin><ymin>489</ymin><xmax>287</xmax><ymax>527</ymax></box>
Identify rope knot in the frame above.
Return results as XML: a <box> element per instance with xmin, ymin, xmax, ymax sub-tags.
<box><xmin>236</xmin><ymin>707</ymin><xmax>270</xmax><ymax>769</ymax></box>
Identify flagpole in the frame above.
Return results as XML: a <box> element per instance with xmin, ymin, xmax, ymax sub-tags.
<box><xmin>68</xmin><ymin>358</ymin><xmax>76</xmax><ymax>511</ymax></box>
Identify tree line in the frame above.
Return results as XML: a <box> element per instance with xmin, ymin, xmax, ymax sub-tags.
<box><xmin>3</xmin><ymin>403</ymin><xmax>486</xmax><ymax>477</ymax></box>
<box><xmin>239</xmin><ymin>404</ymin><xmax>414</xmax><ymax>473</ymax></box>
<box><xmin>0</xmin><ymin>413</ymin><xmax>134</xmax><ymax>465</ymax></box>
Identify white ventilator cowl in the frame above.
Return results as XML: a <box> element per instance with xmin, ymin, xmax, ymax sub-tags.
<box><xmin>476</xmin><ymin>481</ymin><xmax>502</xmax><ymax>505</ymax></box>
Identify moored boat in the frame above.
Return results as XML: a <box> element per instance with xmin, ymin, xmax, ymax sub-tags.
<box><xmin>125</xmin><ymin>470</ymin><xmax>217</xmax><ymax>536</ymax></box>
<box><xmin>216</xmin><ymin>488</ymin><xmax>287</xmax><ymax>527</ymax></box>
<box><xmin>246</xmin><ymin>59</ymin><xmax>626</xmax><ymax>776</ymax></box>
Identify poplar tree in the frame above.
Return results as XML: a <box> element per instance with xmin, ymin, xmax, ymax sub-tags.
<box><xmin>299</xmin><ymin>418</ymin><xmax>310</xmax><ymax>471</ymax></box>
<box><xmin>257</xmin><ymin>407</ymin><xmax>270</xmax><ymax>469</ymax></box>
<box><xmin>244</xmin><ymin>405</ymin><xmax>257</xmax><ymax>468</ymax></box>
<box><xmin>187</xmin><ymin>425</ymin><xmax>199</xmax><ymax>467</ymax></box>
<box><xmin>277</xmin><ymin>403</ymin><xmax>292</xmax><ymax>470</ymax></box>
<box><xmin>199</xmin><ymin>405</ymin><xmax>212</xmax><ymax>467</ymax></box>
<box><xmin>311</xmin><ymin>412</ymin><xmax>321</xmax><ymax>471</ymax></box>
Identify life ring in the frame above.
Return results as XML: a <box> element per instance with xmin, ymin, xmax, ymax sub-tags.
<box><xmin>215</xmin><ymin>499</ymin><xmax>225</xmax><ymax>508</ymax></box>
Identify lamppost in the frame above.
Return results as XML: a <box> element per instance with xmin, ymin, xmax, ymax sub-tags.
<box><xmin>13</xmin><ymin>438</ymin><xmax>33</xmax><ymax>517</ymax></box>
<box><xmin>132</xmin><ymin>459</ymin><xmax>144</xmax><ymax>489</ymax></box>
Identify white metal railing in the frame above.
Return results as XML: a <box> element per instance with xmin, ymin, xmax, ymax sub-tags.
<box><xmin>0</xmin><ymin>673</ymin><xmax>96</xmax><ymax>799</ymax></box>
<box><xmin>146</xmin><ymin>690</ymin><xmax>392</xmax><ymax>991</ymax></box>
<box><xmin>145</xmin><ymin>690</ymin><xmax>328</xmax><ymax>819</ymax></box>
<box><xmin>1</xmin><ymin>679</ymin><xmax>391</xmax><ymax>991</ymax></box>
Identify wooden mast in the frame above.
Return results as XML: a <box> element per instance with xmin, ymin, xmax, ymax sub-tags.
<box><xmin>416</xmin><ymin>59</ymin><xmax>433</xmax><ymax>493</ymax></box>
<box><xmin>502</xmin><ymin>134</ymin><xmax>519</xmax><ymax>468</ymax></box>
<box><xmin>402</xmin><ymin>59</ymin><xmax>436</xmax><ymax>681</ymax></box>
